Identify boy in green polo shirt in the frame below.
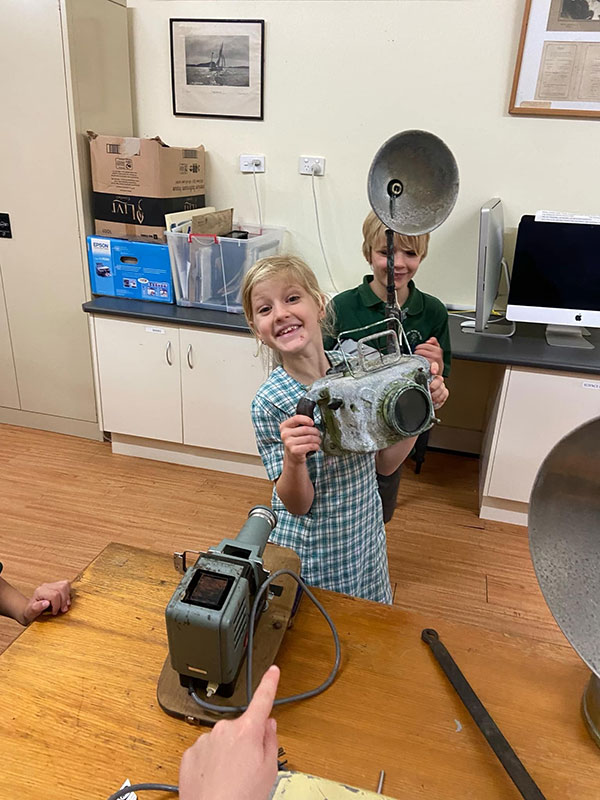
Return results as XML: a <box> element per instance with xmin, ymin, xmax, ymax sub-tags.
<box><xmin>322</xmin><ymin>210</ymin><xmax>451</xmax><ymax>522</ymax></box>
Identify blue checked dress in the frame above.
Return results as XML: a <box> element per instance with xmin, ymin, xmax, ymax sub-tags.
<box><xmin>251</xmin><ymin>352</ymin><xmax>392</xmax><ymax>604</ymax></box>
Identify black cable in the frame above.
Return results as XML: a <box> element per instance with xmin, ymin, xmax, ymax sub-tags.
<box><xmin>106</xmin><ymin>782</ymin><xmax>178</xmax><ymax>800</ymax></box>
<box><xmin>189</xmin><ymin>568</ymin><xmax>341</xmax><ymax>714</ymax></box>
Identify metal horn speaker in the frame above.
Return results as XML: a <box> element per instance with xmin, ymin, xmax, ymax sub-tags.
<box><xmin>528</xmin><ymin>416</ymin><xmax>600</xmax><ymax>746</ymax></box>
<box><xmin>367</xmin><ymin>129</ymin><xmax>459</xmax><ymax>236</ymax></box>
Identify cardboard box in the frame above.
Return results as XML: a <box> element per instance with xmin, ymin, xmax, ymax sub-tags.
<box><xmin>87</xmin><ymin>236</ymin><xmax>174</xmax><ymax>303</ymax></box>
<box><xmin>88</xmin><ymin>132</ymin><xmax>206</xmax><ymax>242</ymax></box>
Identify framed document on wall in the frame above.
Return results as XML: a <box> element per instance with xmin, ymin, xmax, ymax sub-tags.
<box><xmin>510</xmin><ymin>0</ymin><xmax>600</xmax><ymax>118</ymax></box>
<box><xmin>170</xmin><ymin>18</ymin><xmax>265</xmax><ymax>120</ymax></box>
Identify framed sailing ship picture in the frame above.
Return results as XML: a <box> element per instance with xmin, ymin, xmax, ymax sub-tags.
<box><xmin>170</xmin><ymin>19</ymin><xmax>265</xmax><ymax>120</ymax></box>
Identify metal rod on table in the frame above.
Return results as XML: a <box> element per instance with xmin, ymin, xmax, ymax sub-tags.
<box><xmin>376</xmin><ymin>769</ymin><xmax>385</xmax><ymax>793</ymax></box>
<box><xmin>421</xmin><ymin>629</ymin><xmax>547</xmax><ymax>800</ymax></box>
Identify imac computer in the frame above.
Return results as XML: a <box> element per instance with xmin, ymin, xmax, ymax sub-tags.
<box><xmin>462</xmin><ymin>198</ymin><xmax>514</xmax><ymax>337</ymax></box>
<box><xmin>506</xmin><ymin>215</ymin><xmax>600</xmax><ymax>349</ymax></box>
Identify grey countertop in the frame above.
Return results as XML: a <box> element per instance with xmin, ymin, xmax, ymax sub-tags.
<box><xmin>447</xmin><ymin>314</ymin><xmax>600</xmax><ymax>375</ymax></box>
<box><xmin>83</xmin><ymin>297</ymin><xmax>600</xmax><ymax>375</ymax></box>
<box><xmin>83</xmin><ymin>296</ymin><xmax>251</xmax><ymax>334</ymax></box>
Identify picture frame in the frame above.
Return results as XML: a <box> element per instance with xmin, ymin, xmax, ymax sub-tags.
<box><xmin>170</xmin><ymin>18</ymin><xmax>265</xmax><ymax>120</ymax></box>
<box><xmin>509</xmin><ymin>0</ymin><xmax>600</xmax><ymax>118</ymax></box>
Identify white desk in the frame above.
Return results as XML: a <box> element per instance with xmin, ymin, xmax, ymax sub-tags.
<box><xmin>448</xmin><ymin>316</ymin><xmax>600</xmax><ymax>525</ymax></box>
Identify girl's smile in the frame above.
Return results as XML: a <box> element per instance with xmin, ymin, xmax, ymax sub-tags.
<box><xmin>250</xmin><ymin>277</ymin><xmax>324</xmax><ymax>356</ymax></box>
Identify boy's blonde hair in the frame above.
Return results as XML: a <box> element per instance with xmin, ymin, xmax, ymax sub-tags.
<box><xmin>361</xmin><ymin>210</ymin><xmax>429</xmax><ymax>263</ymax></box>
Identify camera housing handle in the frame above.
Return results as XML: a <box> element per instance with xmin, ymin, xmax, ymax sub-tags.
<box><xmin>296</xmin><ymin>397</ymin><xmax>316</xmax><ymax>419</ymax></box>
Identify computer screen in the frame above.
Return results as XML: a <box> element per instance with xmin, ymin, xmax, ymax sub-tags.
<box><xmin>461</xmin><ymin>198</ymin><xmax>512</xmax><ymax>338</ymax></box>
<box><xmin>507</xmin><ymin>215</ymin><xmax>600</xmax><ymax>348</ymax></box>
<box><xmin>475</xmin><ymin>198</ymin><xmax>504</xmax><ymax>332</ymax></box>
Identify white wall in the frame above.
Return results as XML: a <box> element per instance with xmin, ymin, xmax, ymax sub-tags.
<box><xmin>127</xmin><ymin>0</ymin><xmax>600</xmax><ymax>306</ymax></box>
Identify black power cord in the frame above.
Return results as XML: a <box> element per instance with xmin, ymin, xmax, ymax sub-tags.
<box><xmin>189</xmin><ymin>568</ymin><xmax>341</xmax><ymax>714</ymax></box>
<box><xmin>107</xmin><ymin>783</ymin><xmax>178</xmax><ymax>800</ymax></box>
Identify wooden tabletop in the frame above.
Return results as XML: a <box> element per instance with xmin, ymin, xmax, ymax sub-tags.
<box><xmin>0</xmin><ymin>542</ymin><xmax>597</xmax><ymax>800</ymax></box>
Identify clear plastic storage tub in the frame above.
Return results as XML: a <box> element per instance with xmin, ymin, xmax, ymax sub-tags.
<box><xmin>166</xmin><ymin>224</ymin><xmax>285</xmax><ymax>313</ymax></box>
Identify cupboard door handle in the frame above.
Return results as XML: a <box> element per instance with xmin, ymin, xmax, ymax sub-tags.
<box><xmin>166</xmin><ymin>340</ymin><xmax>173</xmax><ymax>366</ymax></box>
<box><xmin>187</xmin><ymin>344</ymin><xmax>194</xmax><ymax>369</ymax></box>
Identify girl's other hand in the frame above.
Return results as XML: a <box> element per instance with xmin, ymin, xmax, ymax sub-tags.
<box><xmin>414</xmin><ymin>337</ymin><xmax>444</xmax><ymax>376</ymax></box>
<box><xmin>429</xmin><ymin>361</ymin><xmax>449</xmax><ymax>410</ymax></box>
<box><xmin>280</xmin><ymin>415</ymin><xmax>321</xmax><ymax>463</ymax></box>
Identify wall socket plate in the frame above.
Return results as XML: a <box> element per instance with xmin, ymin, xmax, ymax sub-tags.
<box><xmin>240</xmin><ymin>154</ymin><xmax>265</xmax><ymax>173</ymax></box>
<box><xmin>299</xmin><ymin>156</ymin><xmax>326</xmax><ymax>175</ymax></box>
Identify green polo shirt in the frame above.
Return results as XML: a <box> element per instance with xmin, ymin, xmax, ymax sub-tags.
<box><xmin>323</xmin><ymin>276</ymin><xmax>451</xmax><ymax>376</ymax></box>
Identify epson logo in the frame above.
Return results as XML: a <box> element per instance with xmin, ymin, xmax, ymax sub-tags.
<box><xmin>93</xmin><ymin>240</ymin><xmax>110</xmax><ymax>250</ymax></box>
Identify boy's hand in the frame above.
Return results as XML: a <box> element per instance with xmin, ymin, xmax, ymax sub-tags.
<box><xmin>414</xmin><ymin>337</ymin><xmax>444</xmax><ymax>376</ymax></box>
<box><xmin>429</xmin><ymin>361</ymin><xmax>449</xmax><ymax>410</ymax></box>
<box><xmin>23</xmin><ymin>580</ymin><xmax>71</xmax><ymax>624</ymax></box>
<box><xmin>280</xmin><ymin>415</ymin><xmax>321</xmax><ymax>463</ymax></box>
<box><xmin>179</xmin><ymin>665</ymin><xmax>280</xmax><ymax>800</ymax></box>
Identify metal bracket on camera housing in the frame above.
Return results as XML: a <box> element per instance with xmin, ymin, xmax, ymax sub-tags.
<box><xmin>337</xmin><ymin>317</ymin><xmax>413</xmax><ymax>377</ymax></box>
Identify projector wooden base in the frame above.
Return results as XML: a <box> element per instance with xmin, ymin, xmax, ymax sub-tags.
<box><xmin>157</xmin><ymin>542</ymin><xmax>301</xmax><ymax>726</ymax></box>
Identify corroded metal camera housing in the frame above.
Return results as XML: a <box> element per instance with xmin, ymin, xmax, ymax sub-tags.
<box><xmin>299</xmin><ymin>325</ymin><xmax>435</xmax><ymax>456</ymax></box>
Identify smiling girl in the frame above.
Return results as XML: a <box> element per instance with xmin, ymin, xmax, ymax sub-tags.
<box><xmin>241</xmin><ymin>256</ymin><xmax>448</xmax><ymax>603</ymax></box>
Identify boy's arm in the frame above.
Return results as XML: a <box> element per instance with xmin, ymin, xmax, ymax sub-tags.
<box><xmin>376</xmin><ymin>436</ymin><xmax>417</xmax><ymax>476</ymax></box>
<box><xmin>436</xmin><ymin>315</ymin><xmax>452</xmax><ymax>376</ymax></box>
<box><xmin>413</xmin><ymin>301</ymin><xmax>452</xmax><ymax>377</ymax></box>
<box><xmin>0</xmin><ymin>577</ymin><xmax>71</xmax><ymax>626</ymax></box>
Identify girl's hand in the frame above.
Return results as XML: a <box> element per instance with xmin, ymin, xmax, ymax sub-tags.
<box><xmin>429</xmin><ymin>361</ymin><xmax>449</xmax><ymax>410</ymax></box>
<box><xmin>414</xmin><ymin>337</ymin><xmax>444</xmax><ymax>376</ymax></box>
<box><xmin>280</xmin><ymin>415</ymin><xmax>321</xmax><ymax>463</ymax></box>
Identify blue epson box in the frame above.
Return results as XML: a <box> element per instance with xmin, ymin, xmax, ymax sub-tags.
<box><xmin>87</xmin><ymin>236</ymin><xmax>174</xmax><ymax>303</ymax></box>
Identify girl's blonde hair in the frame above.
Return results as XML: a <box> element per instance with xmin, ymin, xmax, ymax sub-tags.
<box><xmin>361</xmin><ymin>210</ymin><xmax>429</xmax><ymax>263</ymax></box>
<box><xmin>241</xmin><ymin>255</ymin><xmax>335</xmax><ymax>366</ymax></box>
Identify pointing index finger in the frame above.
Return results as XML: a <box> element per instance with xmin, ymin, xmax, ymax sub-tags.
<box><xmin>246</xmin><ymin>665</ymin><xmax>280</xmax><ymax>723</ymax></box>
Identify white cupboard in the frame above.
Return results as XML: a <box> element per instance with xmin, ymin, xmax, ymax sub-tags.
<box><xmin>0</xmin><ymin>0</ymin><xmax>131</xmax><ymax>436</ymax></box>
<box><xmin>480</xmin><ymin>365</ymin><xmax>600</xmax><ymax>524</ymax></box>
<box><xmin>91</xmin><ymin>316</ymin><xmax>267</xmax><ymax>472</ymax></box>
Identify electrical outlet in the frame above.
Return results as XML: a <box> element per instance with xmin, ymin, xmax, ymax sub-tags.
<box><xmin>299</xmin><ymin>156</ymin><xmax>326</xmax><ymax>176</ymax></box>
<box><xmin>240</xmin><ymin>154</ymin><xmax>265</xmax><ymax>173</ymax></box>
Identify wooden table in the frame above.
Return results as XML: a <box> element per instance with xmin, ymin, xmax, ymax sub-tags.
<box><xmin>0</xmin><ymin>543</ymin><xmax>597</xmax><ymax>800</ymax></box>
